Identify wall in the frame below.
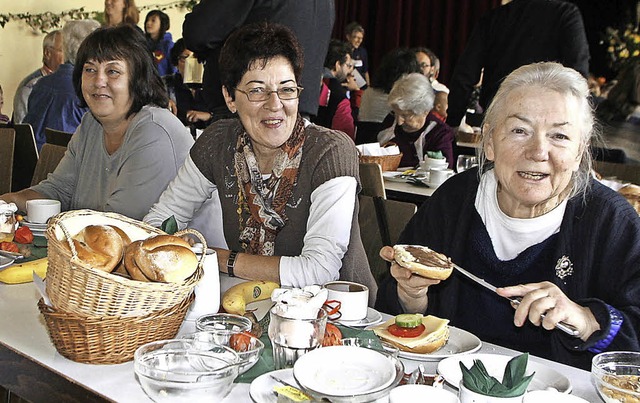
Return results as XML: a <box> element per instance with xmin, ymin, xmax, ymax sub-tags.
<box><xmin>0</xmin><ymin>0</ymin><xmax>188</xmax><ymax>118</ymax></box>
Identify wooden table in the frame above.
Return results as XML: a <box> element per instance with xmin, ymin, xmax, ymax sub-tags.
<box><xmin>1</xmin><ymin>279</ymin><xmax>602</xmax><ymax>402</ymax></box>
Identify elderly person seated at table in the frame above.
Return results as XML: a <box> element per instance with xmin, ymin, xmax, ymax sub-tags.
<box><xmin>375</xmin><ymin>62</ymin><xmax>640</xmax><ymax>370</ymax></box>
<box><xmin>145</xmin><ymin>22</ymin><xmax>377</xmax><ymax>299</ymax></box>
<box><xmin>0</xmin><ymin>25</ymin><xmax>193</xmax><ymax>221</ymax></box>
<box><xmin>377</xmin><ymin>73</ymin><xmax>454</xmax><ymax>168</ymax></box>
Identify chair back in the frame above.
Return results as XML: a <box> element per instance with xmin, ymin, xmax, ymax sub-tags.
<box><xmin>359</xmin><ymin>162</ymin><xmax>386</xmax><ymax>198</ymax></box>
<box><xmin>45</xmin><ymin>127</ymin><xmax>73</xmax><ymax>147</ymax></box>
<box><xmin>355</xmin><ymin>121</ymin><xmax>385</xmax><ymax>145</ymax></box>
<box><xmin>11</xmin><ymin>123</ymin><xmax>38</xmax><ymax>192</ymax></box>
<box><xmin>0</xmin><ymin>128</ymin><xmax>16</xmax><ymax>194</ymax></box>
<box><xmin>594</xmin><ymin>161</ymin><xmax>640</xmax><ymax>185</ymax></box>
<box><xmin>358</xmin><ymin>195</ymin><xmax>417</xmax><ymax>284</ymax></box>
<box><xmin>31</xmin><ymin>143</ymin><xmax>67</xmax><ymax>186</ymax></box>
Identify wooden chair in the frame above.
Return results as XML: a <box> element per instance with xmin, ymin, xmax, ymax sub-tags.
<box><xmin>359</xmin><ymin>162</ymin><xmax>386</xmax><ymax>198</ymax></box>
<box><xmin>31</xmin><ymin>143</ymin><xmax>67</xmax><ymax>186</ymax></box>
<box><xmin>594</xmin><ymin>160</ymin><xmax>640</xmax><ymax>185</ymax></box>
<box><xmin>44</xmin><ymin>127</ymin><xmax>73</xmax><ymax>147</ymax></box>
<box><xmin>358</xmin><ymin>195</ymin><xmax>417</xmax><ymax>284</ymax></box>
<box><xmin>0</xmin><ymin>128</ymin><xmax>16</xmax><ymax>194</ymax></box>
<box><xmin>11</xmin><ymin>123</ymin><xmax>38</xmax><ymax>192</ymax></box>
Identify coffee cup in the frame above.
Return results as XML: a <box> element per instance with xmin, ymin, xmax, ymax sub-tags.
<box><xmin>26</xmin><ymin>199</ymin><xmax>61</xmax><ymax>224</ymax></box>
<box><xmin>324</xmin><ymin>281</ymin><xmax>369</xmax><ymax>321</ymax></box>
<box><xmin>429</xmin><ymin>168</ymin><xmax>455</xmax><ymax>186</ymax></box>
<box><xmin>420</xmin><ymin>157</ymin><xmax>448</xmax><ymax>171</ymax></box>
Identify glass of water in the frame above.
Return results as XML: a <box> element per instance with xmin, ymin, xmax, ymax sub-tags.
<box><xmin>456</xmin><ymin>155</ymin><xmax>478</xmax><ymax>173</ymax></box>
<box><xmin>268</xmin><ymin>305</ymin><xmax>328</xmax><ymax>370</ymax></box>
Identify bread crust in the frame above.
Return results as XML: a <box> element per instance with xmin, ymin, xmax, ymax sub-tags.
<box><xmin>124</xmin><ymin>235</ymin><xmax>197</xmax><ymax>283</ymax></box>
<box><xmin>69</xmin><ymin>225</ymin><xmax>124</xmax><ymax>273</ymax></box>
<box><xmin>380</xmin><ymin>327</ymin><xmax>450</xmax><ymax>354</ymax></box>
<box><xmin>393</xmin><ymin>245</ymin><xmax>453</xmax><ymax>280</ymax></box>
<box><xmin>372</xmin><ymin>315</ymin><xmax>450</xmax><ymax>354</ymax></box>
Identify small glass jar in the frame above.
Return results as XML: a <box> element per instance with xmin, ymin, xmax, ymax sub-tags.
<box><xmin>0</xmin><ymin>202</ymin><xmax>18</xmax><ymax>242</ymax></box>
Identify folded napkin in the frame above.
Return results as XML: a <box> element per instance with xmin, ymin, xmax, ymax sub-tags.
<box><xmin>271</xmin><ymin>285</ymin><xmax>328</xmax><ymax>319</ymax></box>
<box><xmin>356</xmin><ymin>142</ymin><xmax>400</xmax><ymax>156</ymax></box>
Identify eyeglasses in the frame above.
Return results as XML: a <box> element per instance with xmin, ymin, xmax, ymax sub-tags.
<box><xmin>419</xmin><ymin>62</ymin><xmax>431</xmax><ymax>68</ymax></box>
<box><xmin>235</xmin><ymin>86</ymin><xmax>303</xmax><ymax>102</ymax></box>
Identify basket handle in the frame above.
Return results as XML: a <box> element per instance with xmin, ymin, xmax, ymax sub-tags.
<box><xmin>57</xmin><ymin>220</ymin><xmax>79</xmax><ymax>258</ymax></box>
<box><xmin>174</xmin><ymin>228</ymin><xmax>207</xmax><ymax>266</ymax></box>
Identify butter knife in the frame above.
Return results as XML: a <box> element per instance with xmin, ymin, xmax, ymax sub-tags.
<box><xmin>452</xmin><ymin>263</ymin><xmax>579</xmax><ymax>337</ymax></box>
<box><xmin>0</xmin><ymin>250</ymin><xmax>23</xmax><ymax>260</ymax></box>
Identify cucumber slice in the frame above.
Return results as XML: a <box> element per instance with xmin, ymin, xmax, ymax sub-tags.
<box><xmin>395</xmin><ymin>313</ymin><xmax>423</xmax><ymax>328</ymax></box>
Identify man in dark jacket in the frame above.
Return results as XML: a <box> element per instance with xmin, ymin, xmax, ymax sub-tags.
<box><xmin>182</xmin><ymin>0</ymin><xmax>335</xmax><ymax>121</ymax></box>
<box><xmin>446</xmin><ymin>0</ymin><xmax>589</xmax><ymax>127</ymax></box>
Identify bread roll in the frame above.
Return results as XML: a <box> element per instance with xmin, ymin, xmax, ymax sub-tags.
<box><xmin>124</xmin><ymin>234</ymin><xmax>198</xmax><ymax>283</ymax></box>
<box><xmin>68</xmin><ymin>225</ymin><xmax>124</xmax><ymax>273</ymax></box>
<box><xmin>109</xmin><ymin>225</ymin><xmax>132</xmax><ymax>276</ymax></box>
<box><xmin>619</xmin><ymin>184</ymin><xmax>640</xmax><ymax>214</ymax></box>
<box><xmin>372</xmin><ymin>315</ymin><xmax>450</xmax><ymax>354</ymax></box>
<box><xmin>393</xmin><ymin>245</ymin><xmax>453</xmax><ymax>280</ymax></box>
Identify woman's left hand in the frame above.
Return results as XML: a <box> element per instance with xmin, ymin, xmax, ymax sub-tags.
<box><xmin>497</xmin><ymin>282</ymin><xmax>601</xmax><ymax>341</ymax></box>
<box><xmin>186</xmin><ymin>110</ymin><xmax>212</xmax><ymax>123</ymax></box>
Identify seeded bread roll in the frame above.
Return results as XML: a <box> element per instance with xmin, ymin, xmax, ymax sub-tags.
<box><xmin>393</xmin><ymin>244</ymin><xmax>453</xmax><ymax>280</ymax></box>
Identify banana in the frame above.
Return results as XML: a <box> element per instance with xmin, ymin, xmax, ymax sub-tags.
<box><xmin>222</xmin><ymin>280</ymin><xmax>279</xmax><ymax>315</ymax></box>
<box><xmin>0</xmin><ymin>257</ymin><xmax>48</xmax><ymax>284</ymax></box>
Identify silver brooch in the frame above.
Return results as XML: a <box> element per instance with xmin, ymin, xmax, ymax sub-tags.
<box><xmin>555</xmin><ymin>256</ymin><xmax>574</xmax><ymax>280</ymax></box>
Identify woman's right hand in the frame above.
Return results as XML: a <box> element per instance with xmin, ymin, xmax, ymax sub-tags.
<box><xmin>380</xmin><ymin>246</ymin><xmax>441</xmax><ymax>313</ymax></box>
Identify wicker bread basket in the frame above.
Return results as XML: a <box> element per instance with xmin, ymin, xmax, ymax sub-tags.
<box><xmin>45</xmin><ymin>209</ymin><xmax>204</xmax><ymax>317</ymax></box>
<box><xmin>38</xmin><ymin>294</ymin><xmax>194</xmax><ymax>364</ymax></box>
<box><xmin>359</xmin><ymin>153</ymin><xmax>403</xmax><ymax>172</ymax></box>
<box><xmin>456</xmin><ymin>131</ymin><xmax>482</xmax><ymax>144</ymax></box>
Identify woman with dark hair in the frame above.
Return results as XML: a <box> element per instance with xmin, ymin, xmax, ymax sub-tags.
<box><xmin>103</xmin><ymin>0</ymin><xmax>139</xmax><ymax>27</ymax></box>
<box><xmin>145</xmin><ymin>22</ymin><xmax>377</xmax><ymax>300</ymax></box>
<box><xmin>163</xmin><ymin>38</ymin><xmax>211</xmax><ymax>131</ymax></box>
<box><xmin>0</xmin><ymin>25</ymin><xmax>193</xmax><ymax>221</ymax></box>
<box><xmin>144</xmin><ymin>10</ymin><xmax>176</xmax><ymax>76</ymax></box>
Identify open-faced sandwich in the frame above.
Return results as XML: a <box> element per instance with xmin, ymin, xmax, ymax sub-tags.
<box><xmin>393</xmin><ymin>244</ymin><xmax>453</xmax><ymax>280</ymax></box>
<box><xmin>372</xmin><ymin>313</ymin><xmax>450</xmax><ymax>354</ymax></box>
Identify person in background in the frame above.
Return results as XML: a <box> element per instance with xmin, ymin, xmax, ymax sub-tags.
<box><xmin>376</xmin><ymin>62</ymin><xmax>640</xmax><ymax>370</ymax></box>
<box><xmin>103</xmin><ymin>0</ymin><xmax>139</xmax><ymax>27</ymax></box>
<box><xmin>163</xmin><ymin>38</ymin><xmax>211</xmax><ymax>133</ymax></box>
<box><xmin>0</xmin><ymin>85</ymin><xmax>9</xmax><ymax>123</ymax></box>
<box><xmin>0</xmin><ymin>25</ymin><xmax>193</xmax><ymax>221</ymax></box>
<box><xmin>432</xmin><ymin>90</ymin><xmax>449</xmax><ymax>122</ymax></box>
<box><xmin>315</xmin><ymin>40</ymin><xmax>356</xmax><ymax>140</ymax></box>
<box><xmin>414</xmin><ymin>47</ymin><xmax>449</xmax><ymax>94</ymax></box>
<box><xmin>182</xmin><ymin>0</ymin><xmax>335</xmax><ymax>122</ymax></box>
<box><xmin>378</xmin><ymin>73</ymin><xmax>454</xmax><ymax>168</ymax></box>
<box><xmin>144</xmin><ymin>10</ymin><xmax>176</xmax><ymax>77</ymax></box>
<box><xmin>446</xmin><ymin>0</ymin><xmax>589</xmax><ymax>128</ymax></box>
<box><xmin>12</xmin><ymin>30</ymin><xmax>63</xmax><ymax>124</ymax></box>
<box><xmin>345</xmin><ymin>21</ymin><xmax>370</xmax><ymax>88</ymax></box>
<box><xmin>145</xmin><ymin>22</ymin><xmax>377</xmax><ymax>300</ymax></box>
<box><xmin>23</xmin><ymin>20</ymin><xmax>101</xmax><ymax>151</ymax></box>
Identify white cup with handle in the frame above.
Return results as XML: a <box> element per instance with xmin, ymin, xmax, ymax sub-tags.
<box><xmin>26</xmin><ymin>199</ymin><xmax>61</xmax><ymax>224</ymax></box>
<box><xmin>324</xmin><ymin>281</ymin><xmax>369</xmax><ymax>321</ymax></box>
<box><xmin>429</xmin><ymin>168</ymin><xmax>455</xmax><ymax>186</ymax></box>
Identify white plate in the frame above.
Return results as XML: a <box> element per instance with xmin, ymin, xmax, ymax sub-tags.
<box><xmin>21</xmin><ymin>219</ymin><xmax>48</xmax><ymax>230</ymax></box>
<box><xmin>338</xmin><ymin>307</ymin><xmax>383</xmax><ymax>327</ymax></box>
<box><xmin>396</xmin><ymin>326</ymin><xmax>482</xmax><ymax>361</ymax></box>
<box><xmin>437</xmin><ymin>353</ymin><xmax>572</xmax><ymax>393</ymax></box>
<box><xmin>0</xmin><ymin>255</ymin><xmax>15</xmax><ymax>269</ymax></box>
<box><xmin>293</xmin><ymin>346</ymin><xmax>396</xmax><ymax>397</ymax></box>
<box><xmin>382</xmin><ymin>171</ymin><xmax>411</xmax><ymax>183</ymax></box>
<box><xmin>249</xmin><ymin>368</ymin><xmax>295</xmax><ymax>403</ymax></box>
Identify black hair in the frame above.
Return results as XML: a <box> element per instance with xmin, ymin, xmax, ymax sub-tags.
<box><xmin>372</xmin><ymin>48</ymin><xmax>422</xmax><ymax>93</ymax></box>
<box><xmin>323</xmin><ymin>39</ymin><xmax>352</xmax><ymax>69</ymax></box>
<box><xmin>170</xmin><ymin>38</ymin><xmax>186</xmax><ymax>67</ymax></box>
<box><xmin>73</xmin><ymin>24</ymin><xmax>168</xmax><ymax>116</ymax></box>
<box><xmin>144</xmin><ymin>10</ymin><xmax>170</xmax><ymax>42</ymax></box>
<box><xmin>219</xmin><ymin>22</ymin><xmax>304</xmax><ymax>100</ymax></box>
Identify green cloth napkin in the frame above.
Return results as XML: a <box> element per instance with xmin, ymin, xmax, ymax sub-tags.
<box><xmin>235</xmin><ymin>326</ymin><xmax>381</xmax><ymax>383</ymax></box>
<box><xmin>425</xmin><ymin>150</ymin><xmax>444</xmax><ymax>159</ymax></box>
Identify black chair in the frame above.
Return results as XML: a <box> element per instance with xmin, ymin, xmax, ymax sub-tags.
<box><xmin>11</xmin><ymin>123</ymin><xmax>39</xmax><ymax>192</ymax></box>
<box><xmin>45</xmin><ymin>127</ymin><xmax>73</xmax><ymax>147</ymax></box>
<box><xmin>0</xmin><ymin>128</ymin><xmax>15</xmax><ymax>194</ymax></box>
<box><xmin>355</xmin><ymin>121</ymin><xmax>385</xmax><ymax>145</ymax></box>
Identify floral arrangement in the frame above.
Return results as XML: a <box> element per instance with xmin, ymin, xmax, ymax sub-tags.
<box><xmin>0</xmin><ymin>0</ymin><xmax>197</xmax><ymax>33</ymax></box>
<box><xmin>604</xmin><ymin>24</ymin><xmax>640</xmax><ymax>72</ymax></box>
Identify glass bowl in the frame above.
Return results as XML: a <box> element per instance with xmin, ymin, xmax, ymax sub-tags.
<box><xmin>592</xmin><ymin>351</ymin><xmax>640</xmax><ymax>402</ymax></box>
<box><xmin>182</xmin><ymin>331</ymin><xmax>264</xmax><ymax>375</ymax></box>
<box><xmin>134</xmin><ymin>339</ymin><xmax>240</xmax><ymax>402</ymax></box>
<box><xmin>195</xmin><ymin>313</ymin><xmax>252</xmax><ymax>344</ymax></box>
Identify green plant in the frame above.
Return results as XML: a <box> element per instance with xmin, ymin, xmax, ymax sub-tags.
<box><xmin>460</xmin><ymin>353</ymin><xmax>535</xmax><ymax>398</ymax></box>
<box><xmin>161</xmin><ymin>215</ymin><xmax>178</xmax><ymax>235</ymax></box>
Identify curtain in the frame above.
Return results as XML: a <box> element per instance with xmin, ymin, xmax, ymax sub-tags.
<box><xmin>333</xmin><ymin>0</ymin><xmax>502</xmax><ymax>83</ymax></box>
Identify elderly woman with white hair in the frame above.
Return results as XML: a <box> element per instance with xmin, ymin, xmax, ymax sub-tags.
<box><xmin>377</xmin><ymin>72</ymin><xmax>455</xmax><ymax>168</ymax></box>
<box><xmin>375</xmin><ymin>62</ymin><xmax>640</xmax><ymax>370</ymax></box>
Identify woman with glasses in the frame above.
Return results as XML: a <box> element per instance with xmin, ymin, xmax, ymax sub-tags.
<box><xmin>145</xmin><ymin>22</ymin><xmax>377</xmax><ymax>301</ymax></box>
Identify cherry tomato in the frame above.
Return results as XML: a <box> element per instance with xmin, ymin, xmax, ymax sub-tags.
<box><xmin>388</xmin><ymin>323</ymin><xmax>426</xmax><ymax>338</ymax></box>
<box><xmin>0</xmin><ymin>242</ymin><xmax>20</xmax><ymax>253</ymax></box>
<box><xmin>229</xmin><ymin>331</ymin><xmax>254</xmax><ymax>352</ymax></box>
<box><xmin>322</xmin><ymin>323</ymin><xmax>342</xmax><ymax>347</ymax></box>
<box><xmin>14</xmin><ymin>226</ymin><xmax>34</xmax><ymax>244</ymax></box>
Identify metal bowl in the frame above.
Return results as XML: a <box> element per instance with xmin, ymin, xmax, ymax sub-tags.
<box><xmin>134</xmin><ymin>339</ymin><xmax>240</xmax><ymax>402</ymax></box>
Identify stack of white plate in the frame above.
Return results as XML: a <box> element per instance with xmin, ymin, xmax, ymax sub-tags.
<box><xmin>21</xmin><ymin>219</ymin><xmax>48</xmax><ymax>237</ymax></box>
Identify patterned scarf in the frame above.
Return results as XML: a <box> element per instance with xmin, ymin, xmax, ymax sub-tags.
<box><xmin>234</xmin><ymin>115</ymin><xmax>305</xmax><ymax>255</ymax></box>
